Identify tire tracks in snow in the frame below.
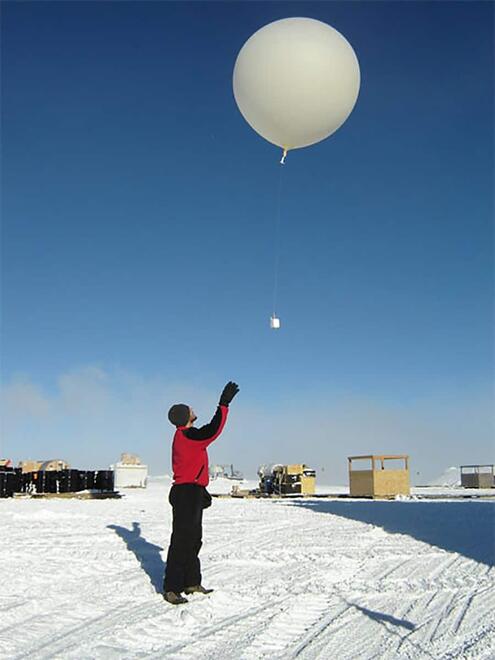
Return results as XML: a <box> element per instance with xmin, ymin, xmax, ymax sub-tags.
<box><xmin>195</xmin><ymin>513</ymin><xmax>406</xmax><ymax>659</ymax></box>
<box><xmin>6</xmin><ymin>492</ymin><xmax>494</xmax><ymax>659</ymax></box>
<box><xmin>149</xmin><ymin>521</ymin><xmax>388</xmax><ymax>659</ymax></box>
<box><xmin>275</xmin><ymin>554</ymin><xmax>495</xmax><ymax>659</ymax></box>
<box><xmin>11</xmin><ymin>517</ymin><xmax>326</xmax><ymax>660</ymax></box>
<box><xmin>148</xmin><ymin>594</ymin><xmax>296</xmax><ymax>659</ymax></box>
<box><xmin>405</xmin><ymin>582</ymin><xmax>495</xmax><ymax>659</ymax></box>
<box><xmin>11</xmin><ymin>599</ymin><xmax>166</xmax><ymax>660</ymax></box>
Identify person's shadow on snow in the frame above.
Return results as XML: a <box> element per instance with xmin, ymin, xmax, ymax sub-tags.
<box><xmin>351</xmin><ymin>603</ymin><xmax>415</xmax><ymax>631</ymax></box>
<box><xmin>107</xmin><ymin>522</ymin><xmax>165</xmax><ymax>594</ymax></box>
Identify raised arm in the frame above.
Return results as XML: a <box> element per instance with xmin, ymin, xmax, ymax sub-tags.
<box><xmin>184</xmin><ymin>405</ymin><xmax>228</xmax><ymax>443</ymax></box>
<box><xmin>183</xmin><ymin>382</ymin><xmax>239</xmax><ymax>445</ymax></box>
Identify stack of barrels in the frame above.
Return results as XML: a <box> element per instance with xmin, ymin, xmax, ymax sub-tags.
<box><xmin>0</xmin><ymin>467</ymin><xmax>22</xmax><ymax>498</ymax></box>
<box><xmin>0</xmin><ymin>467</ymin><xmax>114</xmax><ymax>498</ymax></box>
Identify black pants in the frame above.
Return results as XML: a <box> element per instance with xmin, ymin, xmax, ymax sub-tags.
<box><xmin>164</xmin><ymin>484</ymin><xmax>211</xmax><ymax>593</ymax></box>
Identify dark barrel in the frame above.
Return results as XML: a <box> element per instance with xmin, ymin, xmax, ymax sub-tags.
<box><xmin>0</xmin><ymin>467</ymin><xmax>16</xmax><ymax>498</ymax></box>
<box><xmin>85</xmin><ymin>471</ymin><xmax>96</xmax><ymax>490</ymax></box>
<box><xmin>95</xmin><ymin>470</ymin><xmax>114</xmax><ymax>491</ymax></box>
<box><xmin>59</xmin><ymin>469</ymin><xmax>82</xmax><ymax>493</ymax></box>
<box><xmin>43</xmin><ymin>471</ymin><xmax>60</xmax><ymax>494</ymax></box>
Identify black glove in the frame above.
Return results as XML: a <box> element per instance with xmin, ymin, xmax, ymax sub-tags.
<box><xmin>219</xmin><ymin>381</ymin><xmax>240</xmax><ymax>406</ymax></box>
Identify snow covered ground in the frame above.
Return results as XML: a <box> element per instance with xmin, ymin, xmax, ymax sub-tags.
<box><xmin>1</xmin><ymin>477</ymin><xmax>494</xmax><ymax>659</ymax></box>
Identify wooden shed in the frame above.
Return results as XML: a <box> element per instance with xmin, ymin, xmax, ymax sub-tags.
<box><xmin>460</xmin><ymin>465</ymin><xmax>494</xmax><ymax>489</ymax></box>
<box><xmin>348</xmin><ymin>455</ymin><xmax>410</xmax><ymax>499</ymax></box>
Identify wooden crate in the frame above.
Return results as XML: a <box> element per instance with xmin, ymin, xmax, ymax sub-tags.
<box><xmin>285</xmin><ymin>464</ymin><xmax>305</xmax><ymax>476</ymax></box>
<box><xmin>460</xmin><ymin>465</ymin><xmax>494</xmax><ymax>489</ymax></box>
<box><xmin>348</xmin><ymin>455</ymin><xmax>410</xmax><ymax>499</ymax></box>
<box><xmin>283</xmin><ymin>465</ymin><xmax>316</xmax><ymax>495</ymax></box>
<box><xmin>301</xmin><ymin>475</ymin><xmax>315</xmax><ymax>495</ymax></box>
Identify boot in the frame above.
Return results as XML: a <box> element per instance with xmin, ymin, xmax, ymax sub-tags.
<box><xmin>184</xmin><ymin>585</ymin><xmax>213</xmax><ymax>595</ymax></box>
<box><xmin>163</xmin><ymin>591</ymin><xmax>188</xmax><ymax>605</ymax></box>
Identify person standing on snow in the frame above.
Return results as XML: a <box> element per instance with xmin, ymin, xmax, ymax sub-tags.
<box><xmin>163</xmin><ymin>381</ymin><xmax>240</xmax><ymax>605</ymax></box>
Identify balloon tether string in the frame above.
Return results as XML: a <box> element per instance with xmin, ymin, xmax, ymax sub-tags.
<box><xmin>272</xmin><ymin>157</ymin><xmax>285</xmax><ymax>317</ymax></box>
<box><xmin>280</xmin><ymin>148</ymin><xmax>288</xmax><ymax>165</ymax></box>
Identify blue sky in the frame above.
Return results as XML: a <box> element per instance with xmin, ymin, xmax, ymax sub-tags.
<box><xmin>2</xmin><ymin>2</ymin><xmax>493</xmax><ymax>482</ymax></box>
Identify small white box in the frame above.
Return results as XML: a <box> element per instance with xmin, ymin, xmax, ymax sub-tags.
<box><xmin>270</xmin><ymin>316</ymin><xmax>281</xmax><ymax>329</ymax></box>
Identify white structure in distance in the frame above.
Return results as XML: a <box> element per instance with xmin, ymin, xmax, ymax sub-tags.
<box><xmin>111</xmin><ymin>453</ymin><xmax>148</xmax><ymax>489</ymax></box>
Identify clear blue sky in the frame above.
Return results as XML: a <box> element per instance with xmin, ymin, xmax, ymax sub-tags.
<box><xmin>2</xmin><ymin>2</ymin><xmax>493</xmax><ymax>481</ymax></box>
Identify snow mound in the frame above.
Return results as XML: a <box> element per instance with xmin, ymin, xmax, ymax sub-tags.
<box><xmin>427</xmin><ymin>466</ymin><xmax>460</xmax><ymax>487</ymax></box>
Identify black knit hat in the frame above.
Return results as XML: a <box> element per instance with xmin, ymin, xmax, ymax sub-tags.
<box><xmin>168</xmin><ymin>404</ymin><xmax>190</xmax><ymax>427</ymax></box>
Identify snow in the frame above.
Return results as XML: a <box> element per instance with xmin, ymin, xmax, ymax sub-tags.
<box><xmin>427</xmin><ymin>466</ymin><xmax>461</xmax><ymax>487</ymax></box>
<box><xmin>1</xmin><ymin>477</ymin><xmax>494</xmax><ymax>659</ymax></box>
<box><xmin>208</xmin><ymin>477</ymin><xmax>258</xmax><ymax>495</ymax></box>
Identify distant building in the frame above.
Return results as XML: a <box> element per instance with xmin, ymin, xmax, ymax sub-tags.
<box><xmin>348</xmin><ymin>455</ymin><xmax>410</xmax><ymax>499</ymax></box>
<box><xmin>460</xmin><ymin>465</ymin><xmax>494</xmax><ymax>489</ymax></box>
<box><xmin>209</xmin><ymin>464</ymin><xmax>244</xmax><ymax>480</ymax></box>
<box><xmin>18</xmin><ymin>459</ymin><xmax>69</xmax><ymax>473</ymax></box>
<box><xmin>40</xmin><ymin>459</ymin><xmax>70</xmax><ymax>471</ymax></box>
<box><xmin>120</xmin><ymin>453</ymin><xmax>142</xmax><ymax>466</ymax></box>
<box><xmin>111</xmin><ymin>453</ymin><xmax>148</xmax><ymax>488</ymax></box>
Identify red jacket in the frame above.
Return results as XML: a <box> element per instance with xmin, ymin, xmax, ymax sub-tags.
<box><xmin>172</xmin><ymin>405</ymin><xmax>228</xmax><ymax>486</ymax></box>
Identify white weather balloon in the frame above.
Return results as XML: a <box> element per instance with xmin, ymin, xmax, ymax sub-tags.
<box><xmin>233</xmin><ymin>17</ymin><xmax>360</xmax><ymax>155</ymax></box>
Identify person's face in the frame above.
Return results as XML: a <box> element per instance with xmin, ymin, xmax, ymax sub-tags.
<box><xmin>189</xmin><ymin>408</ymin><xmax>197</xmax><ymax>424</ymax></box>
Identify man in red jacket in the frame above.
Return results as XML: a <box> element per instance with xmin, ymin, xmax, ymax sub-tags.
<box><xmin>163</xmin><ymin>381</ymin><xmax>240</xmax><ymax>605</ymax></box>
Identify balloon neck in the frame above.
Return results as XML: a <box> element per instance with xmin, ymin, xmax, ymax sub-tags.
<box><xmin>280</xmin><ymin>148</ymin><xmax>288</xmax><ymax>165</ymax></box>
